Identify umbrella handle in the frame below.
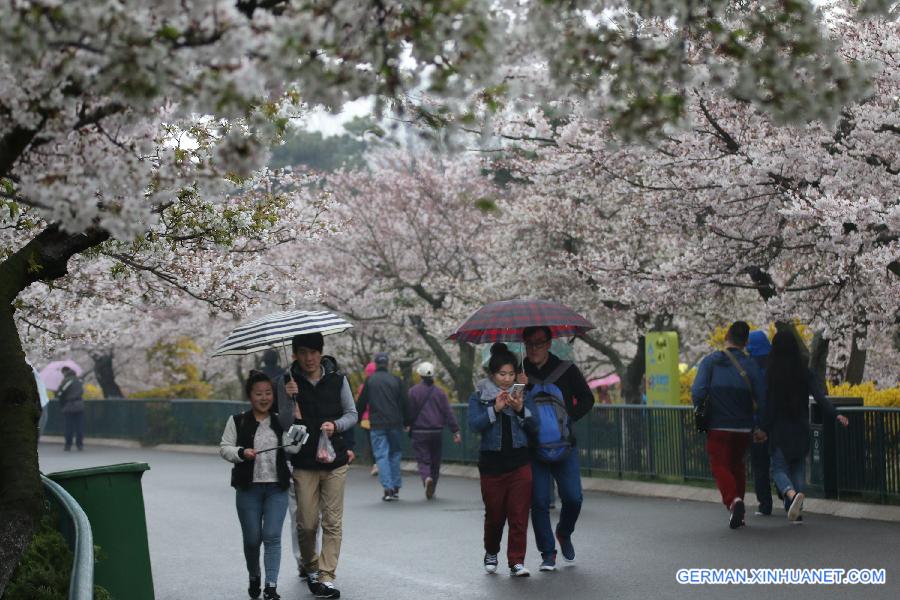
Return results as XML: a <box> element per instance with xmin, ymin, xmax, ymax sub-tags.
<box><xmin>284</xmin><ymin>372</ymin><xmax>302</xmax><ymax>418</ymax></box>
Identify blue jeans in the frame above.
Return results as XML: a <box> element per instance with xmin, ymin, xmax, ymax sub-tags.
<box><xmin>751</xmin><ymin>440</ymin><xmax>773</xmax><ymax>512</ymax></box>
<box><xmin>371</xmin><ymin>428</ymin><xmax>404</xmax><ymax>490</ymax></box>
<box><xmin>235</xmin><ymin>483</ymin><xmax>289</xmax><ymax>585</ymax></box>
<box><xmin>771</xmin><ymin>448</ymin><xmax>805</xmax><ymax>508</ymax></box>
<box><xmin>531</xmin><ymin>450</ymin><xmax>583</xmax><ymax>556</ymax></box>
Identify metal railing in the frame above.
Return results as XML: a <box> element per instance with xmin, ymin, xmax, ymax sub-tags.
<box><xmin>833</xmin><ymin>407</ymin><xmax>900</xmax><ymax>503</ymax></box>
<box><xmin>41</xmin><ymin>475</ymin><xmax>94</xmax><ymax>600</ymax></box>
<box><xmin>43</xmin><ymin>399</ymin><xmax>900</xmax><ymax>503</ymax></box>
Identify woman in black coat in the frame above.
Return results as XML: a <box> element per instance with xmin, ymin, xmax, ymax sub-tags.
<box><xmin>763</xmin><ymin>332</ymin><xmax>849</xmax><ymax>522</ymax></box>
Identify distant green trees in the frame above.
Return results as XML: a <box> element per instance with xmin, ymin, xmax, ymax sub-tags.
<box><xmin>270</xmin><ymin>117</ymin><xmax>385</xmax><ymax>172</ymax></box>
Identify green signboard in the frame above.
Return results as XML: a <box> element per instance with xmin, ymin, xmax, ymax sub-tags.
<box><xmin>645</xmin><ymin>331</ymin><xmax>680</xmax><ymax>405</ymax></box>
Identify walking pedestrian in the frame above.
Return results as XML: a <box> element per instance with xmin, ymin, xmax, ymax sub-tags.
<box><xmin>357</xmin><ymin>353</ymin><xmax>408</xmax><ymax>501</ymax></box>
<box><xmin>522</xmin><ymin>326</ymin><xmax>594</xmax><ymax>571</ymax></box>
<box><xmin>763</xmin><ymin>331</ymin><xmax>849</xmax><ymax>523</ymax></box>
<box><xmin>691</xmin><ymin>321</ymin><xmax>767</xmax><ymax>529</ymax></box>
<box><xmin>57</xmin><ymin>366</ymin><xmax>85</xmax><ymax>451</ymax></box>
<box><xmin>356</xmin><ymin>361</ymin><xmax>379</xmax><ymax>476</ymax></box>
<box><xmin>282</xmin><ymin>332</ymin><xmax>358</xmax><ymax>599</ymax></box>
<box><xmin>220</xmin><ymin>371</ymin><xmax>301</xmax><ymax>600</ymax></box>
<box><xmin>259</xmin><ymin>349</ymin><xmax>285</xmax><ymax>381</ymax></box>
<box><xmin>408</xmin><ymin>362</ymin><xmax>461</xmax><ymax>499</ymax></box>
<box><xmin>470</xmin><ymin>343</ymin><xmax>540</xmax><ymax>577</ymax></box>
<box><xmin>747</xmin><ymin>330</ymin><xmax>774</xmax><ymax>516</ymax></box>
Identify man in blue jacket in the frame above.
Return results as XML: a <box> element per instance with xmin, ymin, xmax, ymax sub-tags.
<box><xmin>691</xmin><ymin>321</ymin><xmax>766</xmax><ymax>529</ymax></box>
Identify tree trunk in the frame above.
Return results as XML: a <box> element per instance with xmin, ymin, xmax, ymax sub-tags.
<box><xmin>0</xmin><ymin>224</ymin><xmax>110</xmax><ymax>590</ymax></box>
<box><xmin>845</xmin><ymin>324</ymin><xmax>867</xmax><ymax>385</ymax></box>
<box><xmin>622</xmin><ymin>335</ymin><xmax>647</xmax><ymax>404</ymax></box>
<box><xmin>809</xmin><ymin>331</ymin><xmax>830</xmax><ymax>390</ymax></box>
<box><xmin>0</xmin><ymin>303</ymin><xmax>42</xmax><ymax>593</ymax></box>
<box><xmin>397</xmin><ymin>356</ymin><xmax>415</xmax><ymax>389</ymax></box>
<box><xmin>91</xmin><ymin>349</ymin><xmax>124</xmax><ymax>398</ymax></box>
<box><xmin>455</xmin><ymin>341</ymin><xmax>476</xmax><ymax>403</ymax></box>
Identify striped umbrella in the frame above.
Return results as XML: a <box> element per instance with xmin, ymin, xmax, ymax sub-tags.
<box><xmin>212</xmin><ymin>310</ymin><xmax>353</xmax><ymax>357</ymax></box>
<box><xmin>449</xmin><ymin>299</ymin><xmax>594</xmax><ymax>344</ymax></box>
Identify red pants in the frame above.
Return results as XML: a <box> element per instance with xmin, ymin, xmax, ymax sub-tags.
<box><xmin>706</xmin><ymin>430</ymin><xmax>752</xmax><ymax>508</ymax></box>
<box><xmin>480</xmin><ymin>464</ymin><xmax>532</xmax><ymax>567</ymax></box>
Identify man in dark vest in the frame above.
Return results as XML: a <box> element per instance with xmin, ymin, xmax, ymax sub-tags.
<box><xmin>283</xmin><ymin>332</ymin><xmax>357</xmax><ymax>599</ymax></box>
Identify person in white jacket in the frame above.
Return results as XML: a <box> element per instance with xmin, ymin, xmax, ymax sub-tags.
<box><xmin>220</xmin><ymin>371</ymin><xmax>305</xmax><ymax>600</ymax></box>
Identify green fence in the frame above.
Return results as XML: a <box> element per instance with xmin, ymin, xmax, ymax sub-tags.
<box><xmin>44</xmin><ymin>399</ymin><xmax>245</xmax><ymax>446</ymax></box>
<box><xmin>44</xmin><ymin>400</ymin><xmax>900</xmax><ymax>503</ymax></box>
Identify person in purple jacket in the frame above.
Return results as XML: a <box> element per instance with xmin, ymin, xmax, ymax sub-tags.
<box><xmin>407</xmin><ymin>362</ymin><xmax>461</xmax><ymax>499</ymax></box>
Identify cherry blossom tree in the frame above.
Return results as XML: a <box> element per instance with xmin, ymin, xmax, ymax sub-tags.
<box><xmin>488</xmin><ymin>10</ymin><xmax>899</xmax><ymax>387</ymax></box>
<box><xmin>3</xmin><ymin>0</ymin><xmax>898</xmax><ymax>586</ymax></box>
<box><xmin>301</xmin><ymin>150</ymin><xmax>518</xmax><ymax>401</ymax></box>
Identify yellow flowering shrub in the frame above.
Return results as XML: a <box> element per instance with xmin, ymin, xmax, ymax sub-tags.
<box><xmin>827</xmin><ymin>382</ymin><xmax>900</xmax><ymax>408</ymax></box>
<box><xmin>130</xmin><ymin>337</ymin><xmax>213</xmax><ymax>399</ymax></box>
<box><xmin>83</xmin><ymin>383</ymin><xmax>103</xmax><ymax>400</ymax></box>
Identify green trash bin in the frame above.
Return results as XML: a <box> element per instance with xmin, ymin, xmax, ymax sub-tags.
<box><xmin>47</xmin><ymin>463</ymin><xmax>154</xmax><ymax>600</ymax></box>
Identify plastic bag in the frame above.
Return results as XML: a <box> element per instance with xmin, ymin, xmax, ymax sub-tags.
<box><xmin>316</xmin><ymin>433</ymin><xmax>336</xmax><ymax>464</ymax></box>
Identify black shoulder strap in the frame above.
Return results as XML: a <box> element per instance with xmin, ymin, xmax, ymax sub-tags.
<box><xmin>531</xmin><ymin>361</ymin><xmax>572</xmax><ymax>386</ymax></box>
<box><xmin>723</xmin><ymin>349</ymin><xmax>757</xmax><ymax>412</ymax></box>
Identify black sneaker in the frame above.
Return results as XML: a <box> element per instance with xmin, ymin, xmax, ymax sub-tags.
<box><xmin>382</xmin><ymin>488</ymin><xmax>395</xmax><ymax>501</ymax></box>
<box><xmin>263</xmin><ymin>585</ymin><xmax>281</xmax><ymax>600</ymax></box>
<box><xmin>729</xmin><ymin>499</ymin><xmax>745</xmax><ymax>529</ymax></box>
<box><xmin>311</xmin><ymin>581</ymin><xmax>341</xmax><ymax>598</ymax></box>
<box><xmin>306</xmin><ymin>571</ymin><xmax>320</xmax><ymax>594</ymax></box>
<box><xmin>248</xmin><ymin>575</ymin><xmax>261</xmax><ymax>599</ymax></box>
<box><xmin>390</xmin><ymin>488</ymin><xmax>400</xmax><ymax>500</ymax></box>
<box><xmin>555</xmin><ymin>528</ymin><xmax>575</xmax><ymax>562</ymax></box>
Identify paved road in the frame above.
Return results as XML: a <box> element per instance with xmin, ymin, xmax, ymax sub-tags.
<box><xmin>39</xmin><ymin>442</ymin><xmax>899</xmax><ymax>600</ymax></box>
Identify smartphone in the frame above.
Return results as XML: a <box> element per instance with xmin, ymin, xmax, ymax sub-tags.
<box><xmin>509</xmin><ymin>383</ymin><xmax>526</xmax><ymax>397</ymax></box>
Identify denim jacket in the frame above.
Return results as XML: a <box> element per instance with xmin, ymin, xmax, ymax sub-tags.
<box><xmin>467</xmin><ymin>380</ymin><xmax>540</xmax><ymax>452</ymax></box>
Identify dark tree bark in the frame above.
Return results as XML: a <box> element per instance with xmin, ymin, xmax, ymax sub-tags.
<box><xmin>397</xmin><ymin>356</ymin><xmax>415</xmax><ymax>389</ymax></box>
<box><xmin>845</xmin><ymin>324</ymin><xmax>868</xmax><ymax>385</ymax></box>
<box><xmin>809</xmin><ymin>331</ymin><xmax>830</xmax><ymax>390</ymax></box>
<box><xmin>622</xmin><ymin>335</ymin><xmax>647</xmax><ymax>404</ymax></box>
<box><xmin>0</xmin><ymin>224</ymin><xmax>110</xmax><ymax>593</ymax></box>
<box><xmin>0</xmin><ymin>303</ymin><xmax>41</xmax><ymax>591</ymax></box>
<box><xmin>90</xmin><ymin>348</ymin><xmax>124</xmax><ymax>398</ymax></box>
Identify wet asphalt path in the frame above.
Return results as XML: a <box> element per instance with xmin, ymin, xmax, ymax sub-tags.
<box><xmin>39</xmin><ymin>443</ymin><xmax>900</xmax><ymax>600</ymax></box>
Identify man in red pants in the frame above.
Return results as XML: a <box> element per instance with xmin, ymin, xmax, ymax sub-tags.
<box><xmin>691</xmin><ymin>321</ymin><xmax>767</xmax><ymax>529</ymax></box>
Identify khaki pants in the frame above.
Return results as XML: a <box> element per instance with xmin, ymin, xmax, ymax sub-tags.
<box><xmin>292</xmin><ymin>464</ymin><xmax>349</xmax><ymax>582</ymax></box>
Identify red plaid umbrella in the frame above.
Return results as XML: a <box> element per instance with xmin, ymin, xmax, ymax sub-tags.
<box><xmin>449</xmin><ymin>299</ymin><xmax>594</xmax><ymax>344</ymax></box>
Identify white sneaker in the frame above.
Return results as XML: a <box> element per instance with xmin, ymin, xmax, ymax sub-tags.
<box><xmin>787</xmin><ymin>492</ymin><xmax>805</xmax><ymax>521</ymax></box>
<box><xmin>510</xmin><ymin>564</ymin><xmax>531</xmax><ymax>577</ymax></box>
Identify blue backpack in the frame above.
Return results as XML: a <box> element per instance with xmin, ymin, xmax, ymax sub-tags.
<box><xmin>528</xmin><ymin>361</ymin><xmax>573</xmax><ymax>463</ymax></box>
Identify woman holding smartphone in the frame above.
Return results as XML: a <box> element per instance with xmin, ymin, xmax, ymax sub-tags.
<box><xmin>468</xmin><ymin>343</ymin><xmax>540</xmax><ymax>577</ymax></box>
<box><xmin>220</xmin><ymin>371</ymin><xmax>302</xmax><ymax>600</ymax></box>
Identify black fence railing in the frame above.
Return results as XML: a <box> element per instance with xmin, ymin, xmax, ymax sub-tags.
<box><xmin>43</xmin><ymin>400</ymin><xmax>900</xmax><ymax>504</ymax></box>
